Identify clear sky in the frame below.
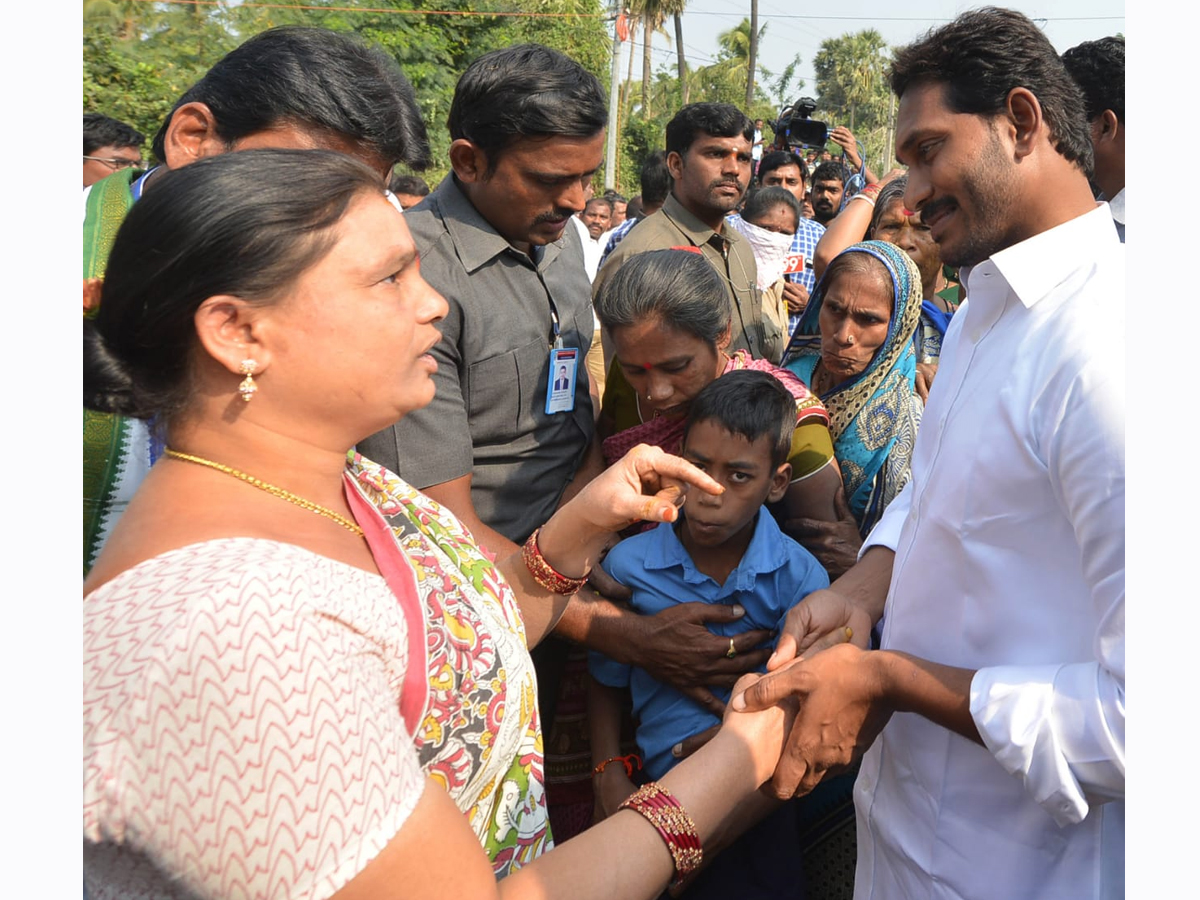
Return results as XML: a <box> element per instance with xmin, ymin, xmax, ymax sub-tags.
<box><xmin>618</xmin><ymin>1</ymin><xmax>1126</xmax><ymax>113</ymax></box>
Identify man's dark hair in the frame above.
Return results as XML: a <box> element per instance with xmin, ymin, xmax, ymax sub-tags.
<box><xmin>742</xmin><ymin>186</ymin><xmax>801</xmax><ymax>233</ymax></box>
<box><xmin>84</xmin><ymin>114</ymin><xmax>144</xmax><ymax>154</ymax></box>
<box><xmin>684</xmin><ymin>370</ymin><xmax>795</xmax><ymax>469</ymax></box>
<box><xmin>811</xmin><ymin>161</ymin><xmax>847</xmax><ymax>187</ymax></box>
<box><xmin>665</xmin><ymin>102</ymin><xmax>754</xmax><ymax>157</ymax></box>
<box><xmin>758</xmin><ymin>149</ymin><xmax>807</xmax><ymax>184</ymax></box>
<box><xmin>603</xmin><ymin>189</ymin><xmax>627</xmax><ymax>203</ymax></box>
<box><xmin>890</xmin><ymin>7</ymin><xmax>1093</xmax><ymax>175</ymax></box>
<box><xmin>640</xmin><ymin>150</ymin><xmax>672</xmax><ymax>206</ymax></box>
<box><xmin>448</xmin><ymin>43</ymin><xmax>607</xmax><ymax>173</ymax></box>
<box><xmin>585</xmin><ymin>197</ymin><xmax>613</xmax><ymax>214</ymax></box>
<box><xmin>1061</xmin><ymin>36</ymin><xmax>1124</xmax><ymax>124</ymax></box>
<box><xmin>151</xmin><ymin>26</ymin><xmax>431</xmax><ymax>171</ymax></box>
<box><xmin>388</xmin><ymin>173</ymin><xmax>430</xmax><ymax>196</ymax></box>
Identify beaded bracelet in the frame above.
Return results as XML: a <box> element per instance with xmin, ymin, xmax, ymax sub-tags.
<box><xmin>522</xmin><ymin>527</ymin><xmax>589</xmax><ymax>595</ymax></box>
<box><xmin>593</xmin><ymin>753</ymin><xmax>642</xmax><ymax>777</ymax></box>
<box><xmin>618</xmin><ymin>781</ymin><xmax>702</xmax><ymax>889</ymax></box>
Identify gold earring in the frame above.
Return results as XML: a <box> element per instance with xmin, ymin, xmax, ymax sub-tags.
<box><xmin>238</xmin><ymin>359</ymin><xmax>258</xmax><ymax>402</ymax></box>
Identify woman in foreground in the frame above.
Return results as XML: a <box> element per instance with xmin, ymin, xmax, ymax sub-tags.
<box><xmin>82</xmin><ymin>150</ymin><xmax>791</xmax><ymax>900</ymax></box>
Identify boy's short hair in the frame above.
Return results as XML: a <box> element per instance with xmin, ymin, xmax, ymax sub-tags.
<box><xmin>684</xmin><ymin>370</ymin><xmax>795</xmax><ymax>469</ymax></box>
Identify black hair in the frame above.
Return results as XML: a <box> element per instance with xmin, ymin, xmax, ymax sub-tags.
<box><xmin>151</xmin><ymin>26</ymin><xmax>431</xmax><ymax>171</ymax></box>
<box><xmin>448</xmin><ymin>43</ymin><xmax>607</xmax><ymax>174</ymax></box>
<box><xmin>758</xmin><ymin>149</ymin><xmax>806</xmax><ymax>183</ymax></box>
<box><xmin>684</xmin><ymin>370</ymin><xmax>795</xmax><ymax>469</ymax></box>
<box><xmin>594</xmin><ymin>248</ymin><xmax>730</xmax><ymax>345</ymax></box>
<box><xmin>665</xmin><ymin>103</ymin><xmax>754</xmax><ymax>157</ymax></box>
<box><xmin>388</xmin><ymin>173</ymin><xmax>430</xmax><ymax>196</ymax></box>
<box><xmin>742</xmin><ymin>186</ymin><xmax>801</xmax><ymax>232</ymax></box>
<box><xmin>1061</xmin><ymin>36</ymin><xmax>1124</xmax><ymax>124</ymax></box>
<box><xmin>585</xmin><ymin>197</ymin><xmax>613</xmax><ymax>214</ymax></box>
<box><xmin>640</xmin><ymin>150</ymin><xmax>672</xmax><ymax>206</ymax></box>
<box><xmin>867</xmin><ymin>176</ymin><xmax>909</xmax><ymax>237</ymax></box>
<box><xmin>811</xmin><ymin>161</ymin><xmax>847</xmax><ymax>186</ymax></box>
<box><xmin>603</xmin><ymin>190</ymin><xmax>627</xmax><ymax>203</ymax></box>
<box><xmin>84</xmin><ymin>113</ymin><xmax>145</xmax><ymax>154</ymax></box>
<box><xmin>84</xmin><ymin>150</ymin><xmax>383</xmax><ymax>421</ymax></box>
<box><xmin>890</xmin><ymin>6</ymin><xmax>1093</xmax><ymax>175</ymax></box>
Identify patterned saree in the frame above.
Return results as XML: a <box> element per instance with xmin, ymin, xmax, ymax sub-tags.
<box><xmin>783</xmin><ymin>240</ymin><xmax>925</xmax><ymax>536</ymax></box>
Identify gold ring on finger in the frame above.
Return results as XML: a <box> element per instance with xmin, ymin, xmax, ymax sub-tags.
<box><xmin>726</xmin><ymin>638</ymin><xmax>737</xmax><ymax>659</ymax></box>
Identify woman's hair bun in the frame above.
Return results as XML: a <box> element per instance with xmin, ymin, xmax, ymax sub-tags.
<box><xmin>84</xmin><ymin>318</ymin><xmax>144</xmax><ymax>417</ymax></box>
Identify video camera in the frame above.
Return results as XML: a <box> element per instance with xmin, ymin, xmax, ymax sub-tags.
<box><xmin>771</xmin><ymin>97</ymin><xmax>829</xmax><ymax>150</ymax></box>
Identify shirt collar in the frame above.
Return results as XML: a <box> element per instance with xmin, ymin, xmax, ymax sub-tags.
<box><xmin>433</xmin><ymin>174</ymin><xmax>563</xmax><ymax>274</ymax></box>
<box><xmin>966</xmin><ymin>204</ymin><xmax>1118</xmax><ymax>309</ymax></box>
<box><xmin>662</xmin><ymin>193</ymin><xmax>740</xmax><ymax>249</ymax></box>
<box><xmin>1107</xmin><ymin>188</ymin><xmax>1125</xmax><ymax>225</ymax></box>
<box><xmin>642</xmin><ymin>510</ymin><xmax>791</xmax><ymax>590</ymax></box>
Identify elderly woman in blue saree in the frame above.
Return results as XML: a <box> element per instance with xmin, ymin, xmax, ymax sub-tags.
<box><xmin>782</xmin><ymin>240</ymin><xmax>924</xmax><ymax>536</ymax></box>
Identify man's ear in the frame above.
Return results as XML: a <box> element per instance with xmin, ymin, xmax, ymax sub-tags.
<box><xmin>193</xmin><ymin>295</ymin><xmax>273</xmax><ymax>386</ymax></box>
<box><xmin>767</xmin><ymin>461</ymin><xmax>792</xmax><ymax>504</ymax></box>
<box><xmin>667</xmin><ymin>150</ymin><xmax>685</xmax><ymax>182</ymax></box>
<box><xmin>1005</xmin><ymin>87</ymin><xmax>1044</xmax><ymax>161</ymax></box>
<box><xmin>449</xmin><ymin>139</ymin><xmax>490</xmax><ymax>183</ymax></box>
<box><xmin>161</xmin><ymin>102</ymin><xmax>228</xmax><ymax>169</ymax></box>
<box><xmin>1094</xmin><ymin>109</ymin><xmax>1121</xmax><ymax>144</ymax></box>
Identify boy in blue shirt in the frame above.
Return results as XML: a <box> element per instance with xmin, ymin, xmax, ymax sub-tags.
<box><xmin>589</xmin><ymin>370</ymin><xmax>829</xmax><ymax>898</ymax></box>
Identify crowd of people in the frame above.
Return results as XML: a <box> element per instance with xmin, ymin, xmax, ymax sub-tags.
<box><xmin>82</xmin><ymin>7</ymin><xmax>1125</xmax><ymax>900</ymax></box>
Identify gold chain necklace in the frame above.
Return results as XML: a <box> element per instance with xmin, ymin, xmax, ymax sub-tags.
<box><xmin>164</xmin><ymin>448</ymin><xmax>364</xmax><ymax>537</ymax></box>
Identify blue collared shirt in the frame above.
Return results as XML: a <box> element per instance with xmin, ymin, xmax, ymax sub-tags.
<box><xmin>784</xmin><ymin>217</ymin><xmax>826</xmax><ymax>334</ymax></box>
<box><xmin>589</xmin><ymin>511</ymin><xmax>828</xmax><ymax>778</ymax></box>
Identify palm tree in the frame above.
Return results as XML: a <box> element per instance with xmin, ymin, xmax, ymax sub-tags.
<box><xmin>746</xmin><ymin>0</ymin><xmax>758</xmax><ymax>108</ymax></box>
<box><xmin>628</xmin><ymin>0</ymin><xmax>672</xmax><ymax>116</ymax></box>
<box><xmin>667</xmin><ymin>0</ymin><xmax>689</xmax><ymax>106</ymax></box>
<box><xmin>716</xmin><ymin>17</ymin><xmax>767</xmax><ymax>104</ymax></box>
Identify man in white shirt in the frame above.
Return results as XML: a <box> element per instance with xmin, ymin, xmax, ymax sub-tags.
<box><xmin>579</xmin><ymin>196</ymin><xmax>613</xmax><ymax>281</ymax></box>
<box><xmin>736</xmin><ymin>9</ymin><xmax>1124</xmax><ymax>899</ymax></box>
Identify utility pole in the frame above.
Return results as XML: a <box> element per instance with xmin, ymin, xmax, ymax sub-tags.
<box><xmin>605</xmin><ymin>5</ymin><xmax>625</xmax><ymax>190</ymax></box>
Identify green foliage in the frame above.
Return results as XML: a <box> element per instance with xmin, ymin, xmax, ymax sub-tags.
<box><xmin>617</xmin><ymin>115</ymin><xmax>666</xmax><ymax>195</ymax></box>
<box><xmin>812</xmin><ymin>29</ymin><xmax>893</xmax><ymax>172</ymax></box>
<box><xmin>83</xmin><ymin>0</ymin><xmax>613</xmax><ymax>184</ymax></box>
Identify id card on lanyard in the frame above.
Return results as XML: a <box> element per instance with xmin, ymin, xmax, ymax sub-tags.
<box><xmin>545</xmin><ymin>304</ymin><xmax>578</xmax><ymax>414</ymax></box>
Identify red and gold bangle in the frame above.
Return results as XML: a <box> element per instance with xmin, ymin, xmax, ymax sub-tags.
<box><xmin>593</xmin><ymin>753</ymin><xmax>642</xmax><ymax>777</ymax></box>
<box><xmin>522</xmin><ymin>527</ymin><xmax>589</xmax><ymax>595</ymax></box>
<box><xmin>618</xmin><ymin>781</ymin><xmax>702</xmax><ymax>889</ymax></box>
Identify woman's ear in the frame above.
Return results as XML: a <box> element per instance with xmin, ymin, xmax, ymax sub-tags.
<box><xmin>767</xmin><ymin>461</ymin><xmax>792</xmax><ymax>504</ymax></box>
<box><xmin>716</xmin><ymin>324</ymin><xmax>733</xmax><ymax>352</ymax></box>
<box><xmin>193</xmin><ymin>295</ymin><xmax>272</xmax><ymax>384</ymax></box>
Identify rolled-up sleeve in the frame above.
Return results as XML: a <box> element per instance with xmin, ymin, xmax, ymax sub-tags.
<box><xmin>970</xmin><ymin>317</ymin><xmax>1125</xmax><ymax>826</ymax></box>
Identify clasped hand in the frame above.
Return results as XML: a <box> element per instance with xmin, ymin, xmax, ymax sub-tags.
<box><xmin>731</xmin><ymin>589</ymin><xmax>890</xmax><ymax>798</ymax></box>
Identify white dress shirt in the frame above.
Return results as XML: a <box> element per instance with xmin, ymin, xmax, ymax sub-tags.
<box><xmin>855</xmin><ymin>204</ymin><xmax>1125</xmax><ymax>899</ymax></box>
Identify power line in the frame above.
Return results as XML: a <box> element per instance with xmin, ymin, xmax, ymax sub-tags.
<box><xmin>680</xmin><ymin>12</ymin><xmax>1124</xmax><ymax>22</ymax></box>
<box><xmin>131</xmin><ymin>0</ymin><xmax>607</xmax><ymax>18</ymax></box>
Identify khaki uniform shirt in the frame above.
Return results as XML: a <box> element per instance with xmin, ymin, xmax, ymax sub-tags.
<box><xmin>359</xmin><ymin>175</ymin><xmax>594</xmax><ymax>543</ymax></box>
<box><xmin>592</xmin><ymin>193</ymin><xmax>783</xmax><ymax>362</ymax></box>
